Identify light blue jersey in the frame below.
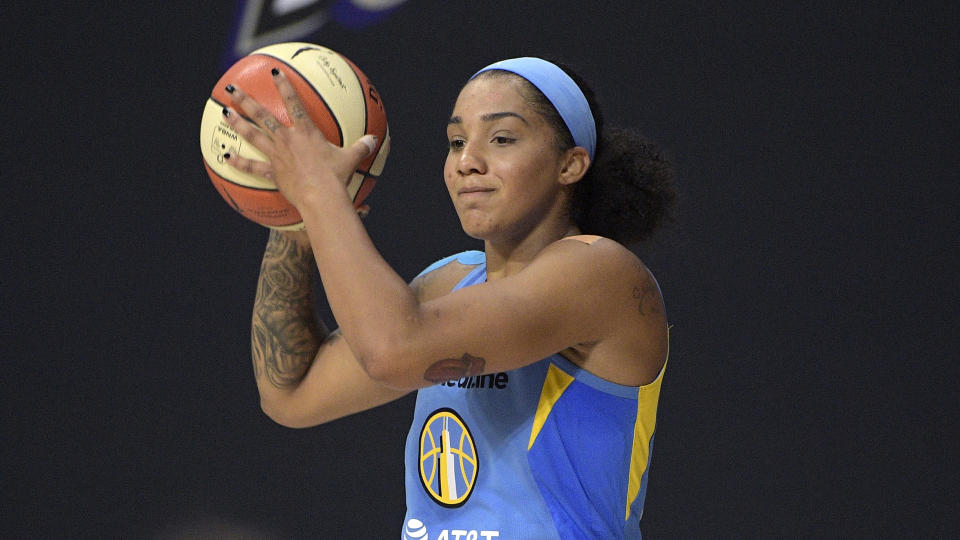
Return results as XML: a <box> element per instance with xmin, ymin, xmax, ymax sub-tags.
<box><xmin>402</xmin><ymin>252</ymin><xmax>666</xmax><ymax>539</ymax></box>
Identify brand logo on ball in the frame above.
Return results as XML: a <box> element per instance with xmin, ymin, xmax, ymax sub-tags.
<box><xmin>418</xmin><ymin>408</ymin><xmax>477</xmax><ymax>507</ymax></box>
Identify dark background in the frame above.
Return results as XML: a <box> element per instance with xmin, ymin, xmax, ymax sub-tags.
<box><xmin>4</xmin><ymin>1</ymin><xmax>957</xmax><ymax>537</ymax></box>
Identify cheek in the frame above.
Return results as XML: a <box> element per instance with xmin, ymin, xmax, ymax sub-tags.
<box><xmin>443</xmin><ymin>167</ymin><xmax>457</xmax><ymax>195</ymax></box>
<box><xmin>506</xmin><ymin>161</ymin><xmax>543</xmax><ymax>193</ymax></box>
<box><xmin>442</xmin><ymin>156</ymin><xmax>455</xmax><ymax>185</ymax></box>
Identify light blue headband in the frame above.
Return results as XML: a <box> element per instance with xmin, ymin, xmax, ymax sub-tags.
<box><xmin>471</xmin><ymin>57</ymin><xmax>596</xmax><ymax>160</ymax></box>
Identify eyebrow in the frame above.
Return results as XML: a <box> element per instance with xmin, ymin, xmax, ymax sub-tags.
<box><xmin>447</xmin><ymin>111</ymin><xmax>529</xmax><ymax>125</ymax></box>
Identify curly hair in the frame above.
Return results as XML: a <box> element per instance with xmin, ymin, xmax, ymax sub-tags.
<box><xmin>474</xmin><ymin>65</ymin><xmax>677</xmax><ymax>244</ymax></box>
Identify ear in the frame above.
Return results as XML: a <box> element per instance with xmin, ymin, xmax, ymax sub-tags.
<box><xmin>557</xmin><ymin>146</ymin><xmax>591</xmax><ymax>186</ymax></box>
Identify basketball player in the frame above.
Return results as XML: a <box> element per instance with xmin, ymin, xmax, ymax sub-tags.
<box><xmin>222</xmin><ymin>57</ymin><xmax>677</xmax><ymax>538</ymax></box>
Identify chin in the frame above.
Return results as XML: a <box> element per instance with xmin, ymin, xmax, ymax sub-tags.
<box><xmin>456</xmin><ymin>209</ymin><xmax>498</xmax><ymax>239</ymax></box>
<box><xmin>459</xmin><ymin>221</ymin><xmax>500</xmax><ymax>242</ymax></box>
<box><xmin>459</xmin><ymin>224</ymin><xmax>491</xmax><ymax>241</ymax></box>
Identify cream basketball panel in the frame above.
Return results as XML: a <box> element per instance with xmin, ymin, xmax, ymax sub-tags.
<box><xmin>346</xmin><ymin>127</ymin><xmax>390</xmax><ymax>199</ymax></box>
<box><xmin>369</xmin><ymin>126</ymin><xmax>391</xmax><ymax>176</ymax></box>
<box><xmin>199</xmin><ymin>98</ymin><xmax>273</xmax><ymax>190</ymax></box>
<box><xmin>271</xmin><ymin>221</ymin><xmax>306</xmax><ymax>232</ymax></box>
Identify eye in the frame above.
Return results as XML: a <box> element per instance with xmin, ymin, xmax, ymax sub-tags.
<box><xmin>492</xmin><ymin>136</ymin><xmax>515</xmax><ymax>145</ymax></box>
<box><xmin>448</xmin><ymin>138</ymin><xmax>465</xmax><ymax>151</ymax></box>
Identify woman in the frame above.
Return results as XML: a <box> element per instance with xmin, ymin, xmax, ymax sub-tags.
<box><xmin>223</xmin><ymin>57</ymin><xmax>676</xmax><ymax>538</ymax></box>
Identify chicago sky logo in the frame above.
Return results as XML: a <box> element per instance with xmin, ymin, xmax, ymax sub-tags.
<box><xmin>418</xmin><ymin>408</ymin><xmax>477</xmax><ymax>507</ymax></box>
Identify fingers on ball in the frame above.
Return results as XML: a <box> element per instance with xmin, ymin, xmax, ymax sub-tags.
<box><xmin>271</xmin><ymin>69</ymin><xmax>309</xmax><ymax>123</ymax></box>
<box><xmin>222</xmin><ymin>105</ymin><xmax>272</xmax><ymax>149</ymax></box>
<box><xmin>225</xmin><ymin>84</ymin><xmax>277</xmax><ymax>132</ymax></box>
<box><xmin>224</xmin><ymin>152</ymin><xmax>272</xmax><ymax>179</ymax></box>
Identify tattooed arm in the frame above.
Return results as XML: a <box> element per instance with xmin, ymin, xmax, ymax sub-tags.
<box><xmin>251</xmin><ymin>229</ymin><xmax>410</xmax><ymax>428</ymax></box>
<box><xmin>251</xmin><ymin>229</ymin><xmax>326</xmax><ymax>400</ymax></box>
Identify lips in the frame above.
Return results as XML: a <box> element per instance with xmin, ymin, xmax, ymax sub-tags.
<box><xmin>458</xmin><ymin>186</ymin><xmax>494</xmax><ymax>195</ymax></box>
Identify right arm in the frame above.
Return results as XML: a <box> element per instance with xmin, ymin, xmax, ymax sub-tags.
<box><xmin>251</xmin><ymin>229</ymin><xmax>410</xmax><ymax>428</ymax></box>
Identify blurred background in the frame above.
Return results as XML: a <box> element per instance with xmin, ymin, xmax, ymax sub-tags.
<box><xmin>3</xmin><ymin>0</ymin><xmax>957</xmax><ymax>537</ymax></box>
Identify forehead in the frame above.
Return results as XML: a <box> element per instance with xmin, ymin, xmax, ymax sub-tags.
<box><xmin>451</xmin><ymin>76</ymin><xmax>532</xmax><ymax>118</ymax></box>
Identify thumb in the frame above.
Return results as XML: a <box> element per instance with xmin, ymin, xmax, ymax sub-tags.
<box><xmin>349</xmin><ymin>134</ymin><xmax>378</xmax><ymax>165</ymax></box>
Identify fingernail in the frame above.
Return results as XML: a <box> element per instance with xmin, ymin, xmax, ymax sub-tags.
<box><xmin>225</xmin><ymin>84</ymin><xmax>235</xmax><ymax>93</ymax></box>
<box><xmin>222</xmin><ymin>107</ymin><xmax>231</xmax><ymax>117</ymax></box>
<box><xmin>361</xmin><ymin>135</ymin><xmax>377</xmax><ymax>155</ymax></box>
<box><xmin>223</xmin><ymin>152</ymin><xmax>231</xmax><ymax>159</ymax></box>
<box><xmin>271</xmin><ymin>68</ymin><xmax>280</xmax><ymax>77</ymax></box>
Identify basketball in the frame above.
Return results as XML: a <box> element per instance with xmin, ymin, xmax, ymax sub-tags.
<box><xmin>199</xmin><ymin>42</ymin><xmax>390</xmax><ymax>230</ymax></box>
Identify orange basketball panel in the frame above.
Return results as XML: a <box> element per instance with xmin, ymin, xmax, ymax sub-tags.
<box><xmin>204</xmin><ymin>162</ymin><xmax>302</xmax><ymax>228</ymax></box>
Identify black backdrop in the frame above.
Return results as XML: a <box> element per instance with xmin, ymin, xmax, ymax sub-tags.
<box><xmin>4</xmin><ymin>1</ymin><xmax>957</xmax><ymax>537</ymax></box>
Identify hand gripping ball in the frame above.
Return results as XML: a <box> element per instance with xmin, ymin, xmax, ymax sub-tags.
<box><xmin>200</xmin><ymin>43</ymin><xmax>389</xmax><ymax>229</ymax></box>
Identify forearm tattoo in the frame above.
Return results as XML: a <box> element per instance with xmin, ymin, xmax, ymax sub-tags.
<box><xmin>251</xmin><ymin>230</ymin><xmax>325</xmax><ymax>389</ymax></box>
<box><xmin>424</xmin><ymin>353</ymin><xmax>486</xmax><ymax>384</ymax></box>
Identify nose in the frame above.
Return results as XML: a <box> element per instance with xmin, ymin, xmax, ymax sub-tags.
<box><xmin>456</xmin><ymin>141</ymin><xmax>486</xmax><ymax>176</ymax></box>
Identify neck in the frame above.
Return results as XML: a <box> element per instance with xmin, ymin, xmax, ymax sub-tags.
<box><xmin>484</xmin><ymin>222</ymin><xmax>581</xmax><ymax>280</ymax></box>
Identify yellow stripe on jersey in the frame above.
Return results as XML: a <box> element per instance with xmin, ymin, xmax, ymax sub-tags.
<box><xmin>528</xmin><ymin>363</ymin><xmax>575</xmax><ymax>450</ymax></box>
<box><xmin>625</xmin><ymin>330</ymin><xmax>669</xmax><ymax>520</ymax></box>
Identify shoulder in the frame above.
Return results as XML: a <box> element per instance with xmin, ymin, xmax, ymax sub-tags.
<box><xmin>532</xmin><ymin>235</ymin><xmax>668</xmax><ymax>384</ymax></box>
<box><xmin>410</xmin><ymin>251</ymin><xmax>484</xmax><ymax>302</ymax></box>
<box><xmin>531</xmin><ymin>235</ymin><xmax>650</xmax><ymax>289</ymax></box>
<box><xmin>523</xmin><ymin>234</ymin><xmax>663</xmax><ymax>330</ymax></box>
